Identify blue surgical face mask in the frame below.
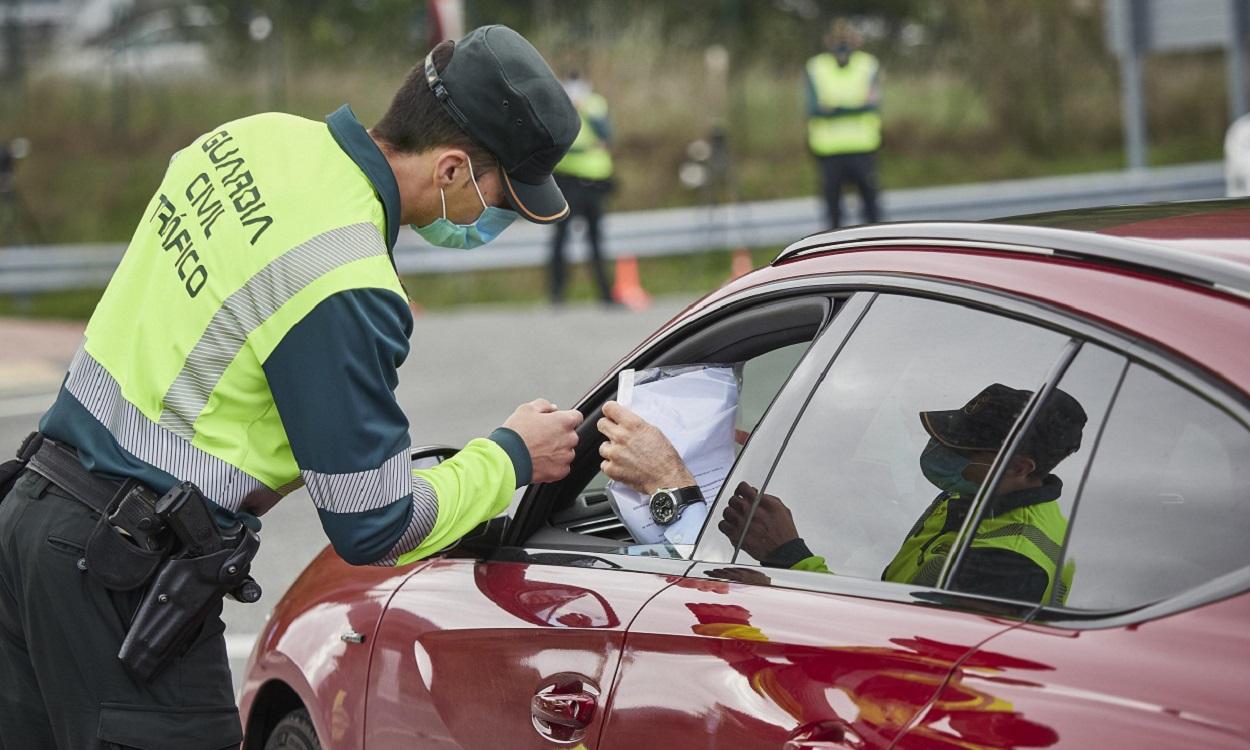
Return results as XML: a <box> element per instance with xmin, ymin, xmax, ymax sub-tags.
<box><xmin>411</xmin><ymin>156</ymin><xmax>517</xmax><ymax>249</ymax></box>
<box><xmin>919</xmin><ymin>439</ymin><xmax>989</xmax><ymax>498</ymax></box>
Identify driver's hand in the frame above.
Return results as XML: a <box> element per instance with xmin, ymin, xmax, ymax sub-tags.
<box><xmin>597</xmin><ymin>401</ymin><xmax>695</xmax><ymax>494</ymax></box>
<box><xmin>718</xmin><ymin>482</ymin><xmax>800</xmax><ymax>562</ymax></box>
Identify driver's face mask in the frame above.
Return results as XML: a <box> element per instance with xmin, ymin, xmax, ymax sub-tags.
<box><xmin>919</xmin><ymin>439</ymin><xmax>991</xmax><ymax>499</ymax></box>
<box><xmin>411</xmin><ymin>155</ymin><xmax>518</xmax><ymax>249</ymax></box>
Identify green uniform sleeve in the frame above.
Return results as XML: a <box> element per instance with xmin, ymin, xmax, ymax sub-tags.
<box><xmin>791</xmin><ymin>555</ymin><xmax>831</xmax><ymax>573</ymax></box>
<box><xmin>394</xmin><ymin>437</ymin><xmax>517</xmax><ymax>565</ymax></box>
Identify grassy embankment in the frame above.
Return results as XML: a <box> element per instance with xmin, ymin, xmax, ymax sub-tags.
<box><xmin>0</xmin><ymin>39</ymin><xmax>1227</xmax><ymax>318</ymax></box>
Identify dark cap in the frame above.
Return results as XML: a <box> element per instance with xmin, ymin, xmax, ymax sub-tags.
<box><xmin>920</xmin><ymin>383</ymin><xmax>1088</xmax><ymax>469</ymax></box>
<box><xmin>425</xmin><ymin>25</ymin><xmax>579</xmax><ymax>224</ymax></box>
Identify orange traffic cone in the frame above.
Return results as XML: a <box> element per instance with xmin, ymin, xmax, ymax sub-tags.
<box><xmin>727</xmin><ymin>247</ymin><xmax>754</xmax><ymax>282</ymax></box>
<box><xmin>612</xmin><ymin>256</ymin><xmax>651</xmax><ymax>311</ymax></box>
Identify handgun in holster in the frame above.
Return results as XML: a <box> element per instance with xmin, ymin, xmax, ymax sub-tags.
<box><xmin>118</xmin><ymin>481</ymin><xmax>262</xmax><ymax>682</ymax></box>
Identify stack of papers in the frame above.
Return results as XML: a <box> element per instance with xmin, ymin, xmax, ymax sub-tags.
<box><xmin>607</xmin><ymin>364</ymin><xmax>740</xmax><ymax>546</ymax></box>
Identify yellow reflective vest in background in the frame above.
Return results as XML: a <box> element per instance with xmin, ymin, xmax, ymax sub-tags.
<box><xmin>806</xmin><ymin>50</ymin><xmax>882</xmax><ymax>156</ymax></box>
<box><xmin>555</xmin><ymin>93</ymin><xmax>614</xmax><ymax>181</ymax></box>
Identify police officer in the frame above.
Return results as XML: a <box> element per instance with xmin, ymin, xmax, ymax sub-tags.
<box><xmin>599</xmin><ymin>384</ymin><xmax>1087</xmax><ymax>605</ymax></box>
<box><xmin>548</xmin><ymin>71</ymin><xmax>616</xmax><ymax>306</ymax></box>
<box><xmin>0</xmin><ymin>26</ymin><xmax>581</xmax><ymax>749</ymax></box>
<box><xmin>804</xmin><ymin>20</ymin><xmax>883</xmax><ymax>229</ymax></box>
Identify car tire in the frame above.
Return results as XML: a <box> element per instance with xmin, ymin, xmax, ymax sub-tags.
<box><xmin>264</xmin><ymin>708</ymin><xmax>321</xmax><ymax>750</ymax></box>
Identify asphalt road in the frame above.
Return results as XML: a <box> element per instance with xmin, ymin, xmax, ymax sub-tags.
<box><xmin>0</xmin><ymin>297</ymin><xmax>691</xmax><ymax>692</ymax></box>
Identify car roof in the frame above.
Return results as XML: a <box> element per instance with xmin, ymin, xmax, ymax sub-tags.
<box><xmin>994</xmin><ymin>198</ymin><xmax>1250</xmax><ymax>270</ymax></box>
<box><xmin>649</xmin><ymin>199</ymin><xmax>1250</xmax><ymax>398</ymax></box>
<box><xmin>772</xmin><ymin>198</ymin><xmax>1250</xmax><ymax>300</ymax></box>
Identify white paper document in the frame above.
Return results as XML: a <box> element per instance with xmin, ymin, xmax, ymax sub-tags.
<box><xmin>607</xmin><ymin>364</ymin><xmax>740</xmax><ymax>546</ymax></box>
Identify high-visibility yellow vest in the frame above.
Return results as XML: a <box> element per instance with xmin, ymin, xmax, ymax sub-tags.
<box><xmin>68</xmin><ymin>110</ymin><xmax>407</xmax><ymax>513</ymax></box>
<box><xmin>806</xmin><ymin>50</ymin><xmax>882</xmax><ymax>156</ymax></box>
<box><xmin>881</xmin><ymin>492</ymin><xmax>1075</xmax><ymax>604</ymax></box>
<box><xmin>554</xmin><ymin>93</ymin><xmax>614</xmax><ymax>181</ymax></box>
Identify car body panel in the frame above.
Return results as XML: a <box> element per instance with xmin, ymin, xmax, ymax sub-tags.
<box><xmin>902</xmin><ymin>592</ymin><xmax>1250</xmax><ymax>748</ymax></box>
<box><xmin>599</xmin><ymin>578</ymin><xmax>1021</xmax><ymax>750</ymax></box>
<box><xmin>361</xmin><ymin>558</ymin><xmax>678</xmax><ymax>749</ymax></box>
<box><xmin>238</xmin><ymin>548</ymin><xmax>427</xmax><ymax>749</ymax></box>
<box><xmin>240</xmin><ymin>201</ymin><xmax>1250</xmax><ymax>749</ymax></box>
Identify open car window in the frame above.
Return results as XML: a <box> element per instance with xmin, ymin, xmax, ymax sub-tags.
<box><xmin>517</xmin><ymin>295</ymin><xmax>834</xmax><ymax>559</ymax></box>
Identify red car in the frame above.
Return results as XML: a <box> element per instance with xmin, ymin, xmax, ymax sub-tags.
<box><xmin>240</xmin><ymin>200</ymin><xmax>1250</xmax><ymax>750</ymax></box>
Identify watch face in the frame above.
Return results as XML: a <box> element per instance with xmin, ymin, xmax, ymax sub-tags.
<box><xmin>650</xmin><ymin>492</ymin><xmax>679</xmax><ymax>526</ymax></box>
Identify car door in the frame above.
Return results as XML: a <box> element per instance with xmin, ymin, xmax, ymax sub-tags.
<box><xmin>600</xmin><ymin>290</ymin><xmax>1091</xmax><ymax>750</ymax></box>
<box><xmin>900</xmin><ymin>352</ymin><xmax>1250</xmax><ymax>749</ymax></box>
<box><xmin>361</xmin><ymin>293</ymin><xmax>834</xmax><ymax>749</ymax></box>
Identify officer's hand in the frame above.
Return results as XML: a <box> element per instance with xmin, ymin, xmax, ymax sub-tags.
<box><xmin>597</xmin><ymin>401</ymin><xmax>695</xmax><ymax>494</ymax></box>
<box><xmin>504</xmin><ymin>399</ymin><xmax>583</xmax><ymax>484</ymax></box>
<box><xmin>718</xmin><ymin>482</ymin><xmax>799</xmax><ymax>562</ymax></box>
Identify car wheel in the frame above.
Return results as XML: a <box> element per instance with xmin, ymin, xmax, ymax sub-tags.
<box><xmin>264</xmin><ymin>708</ymin><xmax>321</xmax><ymax>750</ymax></box>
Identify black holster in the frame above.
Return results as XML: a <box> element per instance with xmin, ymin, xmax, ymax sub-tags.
<box><xmin>12</xmin><ymin>434</ymin><xmax>264</xmax><ymax>682</ymax></box>
<box><xmin>118</xmin><ymin>526</ymin><xmax>259</xmax><ymax>682</ymax></box>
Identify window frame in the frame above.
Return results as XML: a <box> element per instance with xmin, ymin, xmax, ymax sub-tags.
<box><xmin>680</xmin><ymin>272</ymin><xmax>1250</xmax><ymax>628</ymax></box>
<box><xmin>500</xmin><ymin>287</ymin><xmax>842</xmax><ymax>576</ymax></box>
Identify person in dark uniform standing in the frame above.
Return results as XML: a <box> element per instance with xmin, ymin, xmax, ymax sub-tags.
<box><xmin>0</xmin><ymin>26</ymin><xmax>582</xmax><ymax>749</ymax></box>
<box><xmin>805</xmin><ymin>20</ymin><xmax>883</xmax><ymax>229</ymax></box>
<box><xmin>549</xmin><ymin>72</ymin><xmax>617</xmax><ymax>306</ymax></box>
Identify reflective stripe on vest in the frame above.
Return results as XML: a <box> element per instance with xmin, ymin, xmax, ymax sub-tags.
<box><xmin>881</xmin><ymin>493</ymin><xmax>1074</xmax><ymax>604</ymax></box>
<box><xmin>806</xmin><ymin>51</ymin><xmax>882</xmax><ymax>156</ymax></box>
<box><xmin>555</xmin><ymin>93</ymin><xmax>613</xmax><ymax>180</ymax></box>
<box><xmin>78</xmin><ymin>113</ymin><xmax>407</xmax><ymax>511</ymax></box>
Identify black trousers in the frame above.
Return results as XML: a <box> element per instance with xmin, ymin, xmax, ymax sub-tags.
<box><xmin>0</xmin><ymin>471</ymin><xmax>241</xmax><ymax>750</ymax></box>
<box><xmin>549</xmin><ymin>175</ymin><xmax>614</xmax><ymax>304</ymax></box>
<box><xmin>817</xmin><ymin>151</ymin><xmax>881</xmax><ymax>229</ymax></box>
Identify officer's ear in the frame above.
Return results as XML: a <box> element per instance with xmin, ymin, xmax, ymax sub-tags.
<box><xmin>1005</xmin><ymin>454</ymin><xmax>1038</xmax><ymax>479</ymax></box>
<box><xmin>431</xmin><ymin>148</ymin><xmax>471</xmax><ymax>189</ymax></box>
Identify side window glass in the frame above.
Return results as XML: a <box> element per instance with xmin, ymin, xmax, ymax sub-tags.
<box><xmin>538</xmin><ymin>335</ymin><xmax>821</xmax><ymax>558</ymax></box>
<box><xmin>728</xmin><ymin>295</ymin><xmax>1069</xmax><ymax>587</ymax></box>
<box><xmin>736</xmin><ymin>342</ymin><xmax>810</xmax><ymax>445</ymax></box>
<box><xmin>947</xmin><ymin>344</ymin><xmax>1126</xmax><ymax>605</ymax></box>
<box><xmin>1058</xmin><ymin>365</ymin><xmax>1250</xmax><ymax>610</ymax></box>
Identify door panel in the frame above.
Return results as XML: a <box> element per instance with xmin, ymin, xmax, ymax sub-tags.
<box><xmin>896</xmin><ymin>594</ymin><xmax>1250</xmax><ymax>748</ymax></box>
<box><xmin>362</xmin><ymin>557</ymin><xmax>675</xmax><ymax>749</ymax></box>
<box><xmin>599</xmin><ymin>575</ymin><xmax>1017</xmax><ymax>750</ymax></box>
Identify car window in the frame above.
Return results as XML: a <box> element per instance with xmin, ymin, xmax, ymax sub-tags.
<box><xmin>729</xmin><ymin>294</ymin><xmax>1071</xmax><ymax>591</ymax></box>
<box><xmin>738</xmin><ymin>343</ymin><xmax>810</xmax><ymax>439</ymax></box>
<box><xmin>533</xmin><ymin>321</ymin><xmax>824</xmax><ymax>559</ymax></box>
<box><xmin>946</xmin><ymin>344</ymin><xmax>1126</xmax><ymax>605</ymax></box>
<box><xmin>1055</xmin><ymin>364</ymin><xmax>1250</xmax><ymax>611</ymax></box>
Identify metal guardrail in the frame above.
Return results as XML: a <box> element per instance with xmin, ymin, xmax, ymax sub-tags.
<box><xmin>0</xmin><ymin>161</ymin><xmax>1225</xmax><ymax>294</ymax></box>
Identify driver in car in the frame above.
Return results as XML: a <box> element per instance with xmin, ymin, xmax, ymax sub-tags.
<box><xmin>598</xmin><ymin>383</ymin><xmax>1087</xmax><ymax>604</ymax></box>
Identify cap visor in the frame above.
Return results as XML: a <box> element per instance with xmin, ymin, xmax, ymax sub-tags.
<box><xmin>919</xmin><ymin>410</ymin><xmax>998</xmax><ymax>452</ymax></box>
<box><xmin>501</xmin><ymin>170</ymin><xmax>569</xmax><ymax>224</ymax></box>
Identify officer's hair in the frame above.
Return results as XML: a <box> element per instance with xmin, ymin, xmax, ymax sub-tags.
<box><xmin>373</xmin><ymin>41</ymin><xmax>499</xmax><ymax>172</ymax></box>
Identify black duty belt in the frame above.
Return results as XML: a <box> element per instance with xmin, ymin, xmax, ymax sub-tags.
<box><xmin>26</xmin><ymin>435</ymin><xmax>135</xmax><ymax>516</ymax></box>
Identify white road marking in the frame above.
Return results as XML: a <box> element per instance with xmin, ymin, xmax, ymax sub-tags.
<box><xmin>0</xmin><ymin>393</ymin><xmax>55</xmax><ymax>420</ymax></box>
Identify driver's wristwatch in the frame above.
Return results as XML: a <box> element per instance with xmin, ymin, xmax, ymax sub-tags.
<box><xmin>649</xmin><ymin>485</ymin><xmax>704</xmax><ymax>526</ymax></box>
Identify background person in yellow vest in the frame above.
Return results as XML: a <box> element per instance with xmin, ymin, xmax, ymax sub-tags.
<box><xmin>597</xmin><ymin>384</ymin><xmax>1087</xmax><ymax>604</ymax></box>
<box><xmin>805</xmin><ymin>20</ymin><xmax>883</xmax><ymax>229</ymax></box>
<box><xmin>549</xmin><ymin>71</ymin><xmax>617</xmax><ymax>306</ymax></box>
<box><xmin>0</xmin><ymin>26</ymin><xmax>582</xmax><ymax>749</ymax></box>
